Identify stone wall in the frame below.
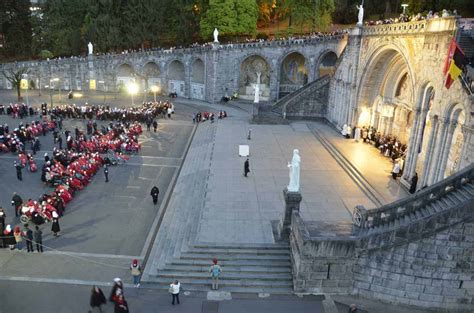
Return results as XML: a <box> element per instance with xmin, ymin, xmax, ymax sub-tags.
<box><xmin>353</xmin><ymin>220</ymin><xmax>474</xmax><ymax>310</ymax></box>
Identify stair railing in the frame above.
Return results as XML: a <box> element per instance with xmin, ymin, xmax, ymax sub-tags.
<box><xmin>353</xmin><ymin>164</ymin><xmax>474</xmax><ymax>229</ymax></box>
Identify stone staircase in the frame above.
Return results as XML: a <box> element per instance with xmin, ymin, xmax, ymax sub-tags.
<box><xmin>148</xmin><ymin>243</ymin><xmax>293</xmax><ymax>293</ymax></box>
<box><xmin>352</xmin><ymin>164</ymin><xmax>474</xmax><ymax>251</ymax></box>
<box><xmin>272</xmin><ymin>75</ymin><xmax>331</xmax><ymax>118</ymax></box>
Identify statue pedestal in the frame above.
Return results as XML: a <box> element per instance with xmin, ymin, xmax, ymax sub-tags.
<box><xmin>277</xmin><ymin>188</ymin><xmax>302</xmax><ymax>241</ymax></box>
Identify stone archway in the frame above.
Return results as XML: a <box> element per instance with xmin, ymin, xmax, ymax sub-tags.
<box><xmin>318</xmin><ymin>51</ymin><xmax>337</xmax><ymax>77</ymax></box>
<box><xmin>191</xmin><ymin>59</ymin><xmax>205</xmax><ymax>100</ymax></box>
<box><xmin>279</xmin><ymin>52</ymin><xmax>308</xmax><ymax>99</ymax></box>
<box><xmin>168</xmin><ymin>60</ymin><xmax>185</xmax><ymax>96</ymax></box>
<box><xmin>143</xmin><ymin>61</ymin><xmax>161</xmax><ymax>91</ymax></box>
<box><xmin>239</xmin><ymin>55</ymin><xmax>270</xmax><ymax>101</ymax></box>
<box><xmin>117</xmin><ymin>63</ymin><xmax>135</xmax><ymax>91</ymax></box>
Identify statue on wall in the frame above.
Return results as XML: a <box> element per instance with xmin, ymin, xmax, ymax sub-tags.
<box><xmin>254</xmin><ymin>71</ymin><xmax>261</xmax><ymax>103</ymax></box>
<box><xmin>213</xmin><ymin>28</ymin><xmax>219</xmax><ymax>43</ymax></box>
<box><xmin>287</xmin><ymin>149</ymin><xmax>301</xmax><ymax>192</ymax></box>
<box><xmin>88</xmin><ymin>42</ymin><xmax>93</xmax><ymax>55</ymax></box>
<box><xmin>356</xmin><ymin>2</ymin><xmax>364</xmax><ymax>26</ymax></box>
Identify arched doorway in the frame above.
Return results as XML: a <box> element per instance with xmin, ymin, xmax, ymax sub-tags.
<box><xmin>279</xmin><ymin>52</ymin><xmax>308</xmax><ymax>98</ymax></box>
<box><xmin>168</xmin><ymin>60</ymin><xmax>185</xmax><ymax>97</ymax></box>
<box><xmin>191</xmin><ymin>59</ymin><xmax>205</xmax><ymax>100</ymax></box>
<box><xmin>117</xmin><ymin>63</ymin><xmax>136</xmax><ymax>91</ymax></box>
<box><xmin>239</xmin><ymin>55</ymin><xmax>270</xmax><ymax>101</ymax></box>
<box><xmin>143</xmin><ymin>62</ymin><xmax>161</xmax><ymax>91</ymax></box>
<box><xmin>318</xmin><ymin>51</ymin><xmax>337</xmax><ymax>77</ymax></box>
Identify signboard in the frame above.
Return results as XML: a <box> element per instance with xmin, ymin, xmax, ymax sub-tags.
<box><xmin>20</xmin><ymin>79</ymin><xmax>28</xmax><ymax>90</ymax></box>
<box><xmin>89</xmin><ymin>79</ymin><xmax>96</xmax><ymax>90</ymax></box>
<box><xmin>239</xmin><ymin>145</ymin><xmax>249</xmax><ymax>157</ymax></box>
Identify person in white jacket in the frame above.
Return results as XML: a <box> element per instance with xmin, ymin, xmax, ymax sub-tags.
<box><xmin>170</xmin><ymin>280</ymin><xmax>180</xmax><ymax>305</ymax></box>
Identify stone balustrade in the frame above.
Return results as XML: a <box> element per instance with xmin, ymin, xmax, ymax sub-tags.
<box><xmin>362</xmin><ymin>16</ymin><xmax>456</xmax><ymax>36</ymax></box>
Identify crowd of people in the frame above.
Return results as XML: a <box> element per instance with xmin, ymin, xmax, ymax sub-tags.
<box><xmin>364</xmin><ymin>9</ymin><xmax>455</xmax><ymax>26</ymax></box>
<box><xmin>192</xmin><ymin>110</ymin><xmax>227</xmax><ymax>123</ymax></box>
<box><xmin>342</xmin><ymin>124</ymin><xmax>408</xmax><ymax>178</ymax></box>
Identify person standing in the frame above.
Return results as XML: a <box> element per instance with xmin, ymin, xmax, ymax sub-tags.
<box><xmin>104</xmin><ymin>164</ymin><xmax>109</xmax><ymax>183</ymax></box>
<box><xmin>90</xmin><ymin>286</ymin><xmax>106</xmax><ymax>313</ymax></box>
<box><xmin>209</xmin><ymin>258</ymin><xmax>222</xmax><ymax>290</ymax></box>
<box><xmin>130</xmin><ymin>259</ymin><xmax>141</xmax><ymax>287</ymax></box>
<box><xmin>392</xmin><ymin>161</ymin><xmax>400</xmax><ymax>180</ymax></box>
<box><xmin>4</xmin><ymin>225</ymin><xmax>15</xmax><ymax>250</ymax></box>
<box><xmin>57</xmin><ymin>135</ymin><xmax>63</xmax><ymax>150</ymax></box>
<box><xmin>152</xmin><ymin>120</ymin><xmax>158</xmax><ymax>133</ymax></box>
<box><xmin>114</xmin><ymin>295</ymin><xmax>129</xmax><ymax>313</ymax></box>
<box><xmin>15</xmin><ymin>161</ymin><xmax>22</xmax><ymax>181</ymax></box>
<box><xmin>244</xmin><ymin>158</ymin><xmax>250</xmax><ymax>177</ymax></box>
<box><xmin>13</xmin><ymin>226</ymin><xmax>23</xmax><ymax>250</ymax></box>
<box><xmin>150</xmin><ymin>186</ymin><xmax>159</xmax><ymax>205</ymax></box>
<box><xmin>24</xmin><ymin>225</ymin><xmax>34</xmax><ymax>252</ymax></box>
<box><xmin>51</xmin><ymin>212</ymin><xmax>60</xmax><ymax>237</ymax></box>
<box><xmin>109</xmin><ymin>278</ymin><xmax>124</xmax><ymax>303</ymax></box>
<box><xmin>34</xmin><ymin>226</ymin><xmax>43</xmax><ymax>252</ymax></box>
<box><xmin>0</xmin><ymin>208</ymin><xmax>5</xmax><ymax>230</ymax></box>
<box><xmin>167</xmin><ymin>107</ymin><xmax>172</xmax><ymax>119</ymax></box>
<box><xmin>409</xmin><ymin>172</ymin><xmax>418</xmax><ymax>194</ymax></box>
<box><xmin>170</xmin><ymin>280</ymin><xmax>180</xmax><ymax>305</ymax></box>
<box><xmin>11</xmin><ymin>192</ymin><xmax>23</xmax><ymax>217</ymax></box>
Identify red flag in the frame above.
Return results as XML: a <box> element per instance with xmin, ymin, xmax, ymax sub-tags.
<box><xmin>443</xmin><ymin>39</ymin><xmax>456</xmax><ymax>75</ymax></box>
<box><xmin>444</xmin><ymin>44</ymin><xmax>468</xmax><ymax>89</ymax></box>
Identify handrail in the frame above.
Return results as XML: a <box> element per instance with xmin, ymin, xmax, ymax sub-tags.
<box><xmin>359</xmin><ymin>164</ymin><xmax>474</xmax><ymax>228</ymax></box>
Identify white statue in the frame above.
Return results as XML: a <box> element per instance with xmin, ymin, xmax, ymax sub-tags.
<box><xmin>356</xmin><ymin>4</ymin><xmax>364</xmax><ymax>26</ymax></box>
<box><xmin>254</xmin><ymin>72</ymin><xmax>261</xmax><ymax>104</ymax></box>
<box><xmin>88</xmin><ymin>42</ymin><xmax>93</xmax><ymax>55</ymax></box>
<box><xmin>213</xmin><ymin>28</ymin><xmax>219</xmax><ymax>43</ymax></box>
<box><xmin>287</xmin><ymin>149</ymin><xmax>301</xmax><ymax>192</ymax></box>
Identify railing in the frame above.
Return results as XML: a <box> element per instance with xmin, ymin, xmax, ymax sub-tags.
<box><xmin>272</xmin><ymin>75</ymin><xmax>330</xmax><ymax>116</ymax></box>
<box><xmin>362</xmin><ymin>16</ymin><xmax>456</xmax><ymax>36</ymax></box>
<box><xmin>354</xmin><ymin>164</ymin><xmax>474</xmax><ymax>229</ymax></box>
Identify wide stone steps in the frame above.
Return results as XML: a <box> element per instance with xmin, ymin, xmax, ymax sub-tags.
<box><xmin>360</xmin><ymin>183</ymin><xmax>473</xmax><ymax>236</ymax></box>
<box><xmin>151</xmin><ymin>244</ymin><xmax>294</xmax><ymax>293</ymax></box>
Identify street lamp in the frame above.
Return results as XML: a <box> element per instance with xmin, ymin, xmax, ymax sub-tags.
<box><xmin>127</xmin><ymin>82</ymin><xmax>139</xmax><ymax>106</ymax></box>
<box><xmin>150</xmin><ymin>85</ymin><xmax>160</xmax><ymax>102</ymax></box>
<box><xmin>401</xmin><ymin>4</ymin><xmax>408</xmax><ymax>15</ymax></box>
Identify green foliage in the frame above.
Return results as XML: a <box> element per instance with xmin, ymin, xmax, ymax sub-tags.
<box><xmin>39</xmin><ymin>50</ymin><xmax>54</xmax><ymax>59</ymax></box>
<box><xmin>200</xmin><ymin>0</ymin><xmax>258</xmax><ymax>39</ymax></box>
<box><xmin>283</xmin><ymin>0</ymin><xmax>335</xmax><ymax>31</ymax></box>
<box><xmin>0</xmin><ymin>0</ymin><xmax>32</xmax><ymax>58</ymax></box>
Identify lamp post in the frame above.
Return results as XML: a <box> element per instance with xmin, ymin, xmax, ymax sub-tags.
<box><xmin>21</xmin><ymin>74</ymin><xmax>29</xmax><ymax>107</ymax></box>
<box><xmin>401</xmin><ymin>4</ymin><xmax>408</xmax><ymax>15</ymax></box>
<box><xmin>150</xmin><ymin>85</ymin><xmax>159</xmax><ymax>102</ymax></box>
<box><xmin>127</xmin><ymin>82</ymin><xmax>138</xmax><ymax>106</ymax></box>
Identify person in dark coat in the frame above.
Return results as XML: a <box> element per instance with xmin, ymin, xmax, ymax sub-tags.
<box><xmin>109</xmin><ymin>278</ymin><xmax>123</xmax><ymax>303</ymax></box>
<box><xmin>24</xmin><ymin>225</ymin><xmax>34</xmax><ymax>252</ymax></box>
<box><xmin>244</xmin><ymin>158</ymin><xmax>250</xmax><ymax>177</ymax></box>
<box><xmin>90</xmin><ymin>286</ymin><xmax>106</xmax><ymax>312</ymax></box>
<box><xmin>15</xmin><ymin>161</ymin><xmax>22</xmax><ymax>181</ymax></box>
<box><xmin>34</xmin><ymin>226</ymin><xmax>43</xmax><ymax>252</ymax></box>
<box><xmin>152</xmin><ymin>120</ymin><xmax>158</xmax><ymax>133</ymax></box>
<box><xmin>51</xmin><ymin>212</ymin><xmax>60</xmax><ymax>236</ymax></box>
<box><xmin>104</xmin><ymin>164</ymin><xmax>109</xmax><ymax>183</ymax></box>
<box><xmin>11</xmin><ymin>192</ymin><xmax>23</xmax><ymax>217</ymax></box>
<box><xmin>409</xmin><ymin>172</ymin><xmax>418</xmax><ymax>194</ymax></box>
<box><xmin>150</xmin><ymin>186</ymin><xmax>159</xmax><ymax>205</ymax></box>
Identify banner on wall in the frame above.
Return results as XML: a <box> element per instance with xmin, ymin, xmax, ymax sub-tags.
<box><xmin>20</xmin><ymin>79</ymin><xmax>28</xmax><ymax>90</ymax></box>
<box><xmin>89</xmin><ymin>79</ymin><xmax>96</xmax><ymax>90</ymax></box>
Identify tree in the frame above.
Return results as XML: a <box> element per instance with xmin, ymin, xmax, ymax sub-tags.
<box><xmin>3</xmin><ymin>67</ymin><xmax>29</xmax><ymax>101</ymax></box>
<box><xmin>281</xmin><ymin>0</ymin><xmax>335</xmax><ymax>32</ymax></box>
<box><xmin>0</xmin><ymin>0</ymin><xmax>32</xmax><ymax>58</ymax></box>
<box><xmin>200</xmin><ymin>0</ymin><xmax>258</xmax><ymax>39</ymax></box>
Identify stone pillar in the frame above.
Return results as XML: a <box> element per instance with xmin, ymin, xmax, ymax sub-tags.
<box><xmin>403</xmin><ymin>108</ymin><xmax>423</xmax><ymax>181</ymax></box>
<box><xmin>278</xmin><ymin>188</ymin><xmax>302</xmax><ymax>241</ymax></box>
<box><xmin>420</xmin><ymin>116</ymin><xmax>439</xmax><ymax>187</ymax></box>
<box><xmin>436</xmin><ymin>121</ymin><xmax>458</xmax><ymax>181</ymax></box>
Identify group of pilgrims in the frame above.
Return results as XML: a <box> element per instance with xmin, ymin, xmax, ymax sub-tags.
<box><xmin>1</xmin><ymin>101</ymin><xmax>149</xmax><ymax>251</ymax></box>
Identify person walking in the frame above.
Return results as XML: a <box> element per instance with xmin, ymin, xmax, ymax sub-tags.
<box><xmin>209</xmin><ymin>258</ymin><xmax>222</xmax><ymax>290</ymax></box>
<box><xmin>167</xmin><ymin>107</ymin><xmax>172</xmax><ymax>119</ymax></box>
<box><xmin>4</xmin><ymin>225</ymin><xmax>15</xmax><ymax>250</ymax></box>
<box><xmin>13</xmin><ymin>226</ymin><xmax>23</xmax><ymax>250</ymax></box>
<box><xmin>130</xmin><ymin>259</ymin><xmax>141</xmax><ymax>287</ymax></box>
<box><xmin>244</xmin><ymin>158</ymin><xmax>250</xmax><ymax>177</ymax></box>
<box><xmin>24</xmin><ymin>225</ymin><xmax>34</xmax><ymax>252</ymax></box>
<box><xmin>11</xmin><ymin>192</ymin><xmax>23</xmax><ymax>217</ymax></box>
<box><xmin>170</xmin><ymin>280</ymin><xmax>180</xmax><ymax>305</ymax></box>
<box><xmin>409</xmin><ymin>172</ymin><xmax>418</xmax><ymax>194</ymax></box>
<box><xmin>90</xmin><ymin>285</ymin><xmax>106</xmax><ymax>313</ymax></box>
<box><xmin>109</xmin><ymin>278</ymin><xmax>124</xmax><ymax>303</ymax></box>
<box><xmin>392</xmin><ymin>161</ymin><xmax>400</xmax><ymax>180</ymax></box>
<box><xmin>152</xmin><ymin>120</ymin><xmax>158</xmax><ymax>133</ymax></box>
<box><xmin>51</xmin><ymin>212</ymin><xmax>60</xmax><ymax>237</ymax></box>
<box><xmin>150</xmin><ymin>186</ymin><xmax>159</xmax><ymax>205</ymax></box>
<box><xmin>15</xmin><ymin>161</ymin><xmax>22</xmax><ymax>181</ymax></box>
<box><xmin>104</xmin><ymin>164</ymin><xmax>109</xmax><ymax>183</ymax></box>
<box><xmin>34</xmin><ymin>226</ymin><xmax>43</xmax><ymax>252</ymax></box>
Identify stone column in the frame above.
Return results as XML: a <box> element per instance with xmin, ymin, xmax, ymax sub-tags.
<box><xmin>277</xmin><ymin>188</ymin><xmax>302</xmax><ymax>241</ymax></box>
<box><xmin>420</xmin><ymin>116</ymin><xmax>439</xmax><ymax>187</ymax></box>
<box><xmin>402</xmin><ymin>108</ymin><xmax>422</xmax><ymax>181</ymax></box>
<box><xmin>436</xmin><ymin>121</ymin><xmax>458</xmax><ymax>181</ymax></box>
